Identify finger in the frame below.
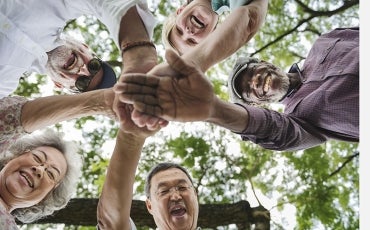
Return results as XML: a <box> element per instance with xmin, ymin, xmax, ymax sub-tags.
<box><xmin>131</xmin><ymin>110</ymin><xmax>154</xmax><ymax>127</ymax></box>
<box><xmin>148</xmin><ymin>63</ymin><xmax>178</xmax><ymax>77</ymax></box>
<box><xmin>132</xmin><ymin>101</ymin><xmax>163</xmax><ymax>118</ymax></box>
<box><xmin>114</xmin><ymin>82</ymin><xmax>157</xmax><ymax>95</ymax></box>
<box><xmin>118</xmin><ymin>93</ymin><xmax>158</xmax><ymax>107</ymax></box>
<box><xmin>120</xmin><ymin>73</ymin><xmax>160</xmax><ymax>87</ymax></box>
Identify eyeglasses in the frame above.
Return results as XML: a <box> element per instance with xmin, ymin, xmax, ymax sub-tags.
<box><xmin>155</xmin><ymin>185</ymin><xmax>193</xmax><ymax>199</ymax></box>
<box><xmin>29</xmin><ymin>149</ymin><xmax>61</xmax><ymax>184</ymax></box>
<box><xmin>74</xmin><ymin>57</ymin><xmax>102</xmax><ymax>92</ymax></box>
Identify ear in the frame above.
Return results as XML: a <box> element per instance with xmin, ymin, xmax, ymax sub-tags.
<box><xmin>176</xmin><ymin>5</ymin><xmax>186</xmax><ymax>15</ymax></box>
<box><xmin>145</xmin><ymin>198</ymin><xmax>153</xmax><ymax>215</ymax></box>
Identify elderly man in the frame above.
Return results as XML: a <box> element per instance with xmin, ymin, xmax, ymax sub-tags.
<box><xmin>115</xmin><ymin>27</ymin><xmax>359</xmax><ymax>151</ymax></box>
<box><xmin>0</xmin><ymin>0</ymin><xmax>157</xmax><ymax>96</ymax></box>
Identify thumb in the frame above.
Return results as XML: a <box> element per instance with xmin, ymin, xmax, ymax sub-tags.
<box><xmin>165</xmin><ymin>49</ymin><xmax>199</xmax><ymax>77</ymax></box>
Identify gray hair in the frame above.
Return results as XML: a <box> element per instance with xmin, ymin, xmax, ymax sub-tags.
<box><xmin>45</xmin><ymin>34</ymin><xmax>91</xmax><ymax>92</ymax></box>
<box><xmin>145</xmin><ymin>162</ymin><xmax>194</xmax><ymax>198</ymax></box>
<box><xmin>1</xmin><ymin>129</ymin><xmax>83</xmax><ymax>223</ymax></box>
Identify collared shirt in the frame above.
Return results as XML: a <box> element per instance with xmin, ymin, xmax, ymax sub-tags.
<box><xmin>211</xmin><ymin>0</ymin><xmax>254</xmax><ymax>14</ymax></box>
<box><xmin>238</xmin><ymin>27</ymin><xmax>359</xmax><ymax>151</ymax></box>
<box><xmin>0</xmin><ymin>0</ymin><xmax>156</xmax><ymax>98</ymax></box>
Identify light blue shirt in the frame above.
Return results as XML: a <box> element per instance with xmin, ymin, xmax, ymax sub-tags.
<box><xmin>211</xmin><ymin>0</ymin><xmax>254</xmax><ymax>14</ymax></box>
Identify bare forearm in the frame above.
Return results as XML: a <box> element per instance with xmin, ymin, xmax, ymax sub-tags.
<box><xmin>119</xmin><ymin>6</ymin><xmax>157</xmax><ymax>74</ymax></box>
<box><xmin>97</xmin><ymin>131</ymin><xmax>145</xmax><ymax>230</ymax></box>
<box><xmin>207</xmin><ymin>98</ymin><xmax>249</xmax><ymax>133</ymax></box>
<box><xmin>182</xmin><ymin>0</ymin><xmax>268</xmax><ymax>72</ymax></box>
<box><xmin>21</xmin><ymin>89</ymin><xmax>114</xmax><ymax>132</ymax></box>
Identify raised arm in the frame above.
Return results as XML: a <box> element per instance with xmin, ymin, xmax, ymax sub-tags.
<box><xmin>97</xmin><ymin>85</ymin><xmax>160</xmax><ymax>230</ymax></box>
<box><xmin>182</xmin><ymin>0</ymin><xmax>268</xmax><ymax>72</ymax></box>
<box><xmin>96</xmin><ymin>130</ymin><xmax>145</xmax><ymax>230</ymax></box>
<box><xmin>21</xmin><ymin>88</ymin><xmax>115</xmax><ymax>133</ymax></box>
<box><xmin>118</xmin><ymin>6</ymin><xmax>157</xmax><ymax>74</ymax></box>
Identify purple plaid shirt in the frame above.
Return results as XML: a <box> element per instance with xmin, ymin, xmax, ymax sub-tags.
<box><xmin>239</xmin><ymin>27</ymin><xmax>359</xmax><ymax>151</ymax></box>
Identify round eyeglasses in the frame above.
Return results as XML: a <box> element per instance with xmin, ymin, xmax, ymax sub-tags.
<box><xmin>74</xmin><ymin>58</ymin><xmax>102</xmax><ymax>92</ymax></box>
<box><xmin>155</xmin><ymin>185</ymin><xmax>193</xmax><ymax>199</ymax></box>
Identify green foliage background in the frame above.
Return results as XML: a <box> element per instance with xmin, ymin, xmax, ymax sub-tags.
<box><xmin>15</xmin><ymin>1</ymin><xmax>359</xmax><ymax>229</ymax></box>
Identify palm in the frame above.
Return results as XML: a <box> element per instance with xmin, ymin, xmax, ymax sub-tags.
<box><xmin>154</xmin><ymin>62</ymin><xmax>214</xmax><ymax>122</ymax></box>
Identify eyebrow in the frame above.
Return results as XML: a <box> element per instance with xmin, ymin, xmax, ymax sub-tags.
<box><xmin>157</xmin><ymin>179</ymin><xmax>189</xmax><ymax>188</ymax></box>
<box><xmin>36</xmin><ymin>150</ymin><xmax>62</xmax><ymax>176</ymax></box>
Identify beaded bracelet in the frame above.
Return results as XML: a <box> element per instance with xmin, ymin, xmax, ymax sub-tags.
<box><xmin>121</xmin><ymin>41</ymin><xmax>156</xmax><ymax>53</ymax></box>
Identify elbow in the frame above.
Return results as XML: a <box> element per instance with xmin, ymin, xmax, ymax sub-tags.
<box><xmin>97</xmin><ymin>200</ymin><xmax>129</xmax><ymax>230</ymax></box>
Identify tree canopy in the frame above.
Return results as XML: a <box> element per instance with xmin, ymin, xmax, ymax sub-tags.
<box><xmin>14</xmin><ymin>1</ymin><xmax>359</xmax><ymax>229</ymax></box>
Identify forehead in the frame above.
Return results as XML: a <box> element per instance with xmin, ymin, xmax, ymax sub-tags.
<box><xmin>151</xmin><ymin>168</ymin><xmax>191</xmax><ymax>187</ymax></box>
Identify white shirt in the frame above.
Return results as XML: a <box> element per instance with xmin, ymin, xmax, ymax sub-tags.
<box><xmin>0</xmin><ymin>0</ymin><xmax>156</xmax><ymax>98</ymax></box>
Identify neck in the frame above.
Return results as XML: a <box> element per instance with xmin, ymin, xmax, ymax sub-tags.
<box><xmin>0</xmin><ymin>197</ymin><xmax>11</xmax><ymax>212</ymax></box>
<box><xmin>279</xmin><ymin>72</ymin><xmax>302</xmax><ymax>102</ymax></box>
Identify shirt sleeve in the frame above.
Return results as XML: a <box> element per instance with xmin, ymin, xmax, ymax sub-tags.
<box><xmin>73</xmin><ymin>0</ymin><xmax>157</xmax><ymax>48</ymax></box>
<box><xmin>0</xmin><ymin>96</ymin><xmax>28</xmax><ymax>154</ymax></box>
<box><xmin>129</xmin><ymin>217</ymin><xmax>137</xmax><ymax>230</ymax></box>
<box><xmin>236</xmin><ymin>104</ymin><xmax>328</xmax><ymax>151</ymax></box>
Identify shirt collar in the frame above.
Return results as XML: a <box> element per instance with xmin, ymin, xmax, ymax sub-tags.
<box><xmin>278</xmin><ymin>63</ymin><xmax>303</xmax><ymax>102</ymax></box>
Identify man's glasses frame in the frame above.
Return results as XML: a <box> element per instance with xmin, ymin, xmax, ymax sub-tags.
<box><xmin>155</xmin><ymin>184</ymin><xmax>194</xmax><ymax>199</ymax></box>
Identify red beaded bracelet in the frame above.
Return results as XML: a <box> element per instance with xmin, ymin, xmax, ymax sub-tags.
<box><xmin>121</xmin><ymin>41</ymin><xmax>156</xmax><ymax>53</ymax></box>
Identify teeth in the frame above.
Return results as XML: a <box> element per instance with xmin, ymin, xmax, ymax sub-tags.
<box><xmin>190</xmin><ymin>16</ymin><xmax>204</xmax><ymax>29</ymax></box>
<box><xmin>263</xmin><ymin>76</ymin><xmax>271</xmax><ymax>93</ymax></box>
<box><xmin>21</xmin><ymin>172</ymin><xmax>33</xmax><ymax>188</ymax></box>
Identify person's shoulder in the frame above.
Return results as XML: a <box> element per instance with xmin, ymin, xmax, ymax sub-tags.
<box><xmin>0</xmin><ymin>204</ymin><xmax>19</xmax><ymax>230</ymax></box>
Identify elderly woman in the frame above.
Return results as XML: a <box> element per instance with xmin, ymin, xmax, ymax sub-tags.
<box><xmin>0</xmin><ymin>96</ymin><xmax>82</xmax><ymax>229</ymax></box>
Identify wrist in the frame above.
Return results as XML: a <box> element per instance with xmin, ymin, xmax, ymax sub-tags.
<box><xmin>121</xmin><ymin>41</ymin><xmax>155</xmax><ymax>53</ymax></box>
<box><xmin>121</xmin><ymin>44</ymin><xmax>157</xmax><ymax>73</ymax></box>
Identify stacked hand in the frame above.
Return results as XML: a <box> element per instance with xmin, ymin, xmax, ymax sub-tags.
<box><xmin>114</xmin><ymin>49</ymin><xmax>216</xmax><ymax>127</ymax></box>
<box><xmin>112</xmin><ymin>52</ymin><xmax>167</xmax><ymax>137</ymax></box>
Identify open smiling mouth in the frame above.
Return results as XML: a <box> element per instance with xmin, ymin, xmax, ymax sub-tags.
<box><xmin>190</xmin><ymin>15</ymin><xmax>205</xmax><ymax>29</ymax></box>
<box><xmin>20</xmin><ymin>171</ymin><xmax>34</xmax><ymax>188</ymax></box>
<box><xmin>64</xmin><ymin>53</ymin><xmax>77</xmax><ymax>70</ymax></box>
<box><xmin>263</xmin><ymin>76</ymin><xmax>272</xmax><ymax>94</ymax></box>
<box><xmin>170</xmin><ymin>206</ymin><xmax>187</xmax><ymax>217</ymax></box>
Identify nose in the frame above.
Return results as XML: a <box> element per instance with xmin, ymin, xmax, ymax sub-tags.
<box><xmin>77</xmin><ymin>63</ymin><xmax>90</xmax><ymax>76</ymax></box>
<box><xmin>169</xmin><ymin>188</ymin><xmax>182</xmax><ymax>201</ymax></box>
<box><xmin>32</xmin><ymin>165</ymin><xmax>47</xmax><ymax>178</ymax></box>
<box><xmin>185</xmin><ymin>26</ymin><xmax>195</xmax><ymax>35</ymax></box>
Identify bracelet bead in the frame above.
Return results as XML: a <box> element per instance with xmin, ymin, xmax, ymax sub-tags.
<box><xmin>121</xmin><ymin>41</ymin><xmax>156</xmax><ymax>53</ymax></box>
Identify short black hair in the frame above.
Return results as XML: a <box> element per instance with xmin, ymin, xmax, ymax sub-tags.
<box><xmin>145</xmin><ymin>162</ymin><xmax>194</xmax><ymax>198</ymax></box>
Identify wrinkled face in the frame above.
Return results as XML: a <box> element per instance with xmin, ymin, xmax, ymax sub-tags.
<box><xmin>47</xmin><ymin>42</ymin><xmax>104</xmax><ymax>91</ymax></box>
<box><xmin>146</xmin><ymin>168</ymin><xmax>199</xmax><ymax>230</ymax></box>
<box><xmin>0</xmin><ymin>146</ymin><xmax>67</xmax><ymax>210</ymax></box>
<box><xmin>170</xmin><ymin>0</ymin><xmax>219</xmax><ymax>54</ymax></box>
<box><xmin>234</xmin><ymin>61</ymin><xmax>290</xmax><ymax>104</ymax></box>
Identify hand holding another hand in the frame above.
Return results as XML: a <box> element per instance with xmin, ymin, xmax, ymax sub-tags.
<box><xmin>115</xmin><ymin>49</ymin><xmax>216</xmax><ymax>123</ymax></box>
